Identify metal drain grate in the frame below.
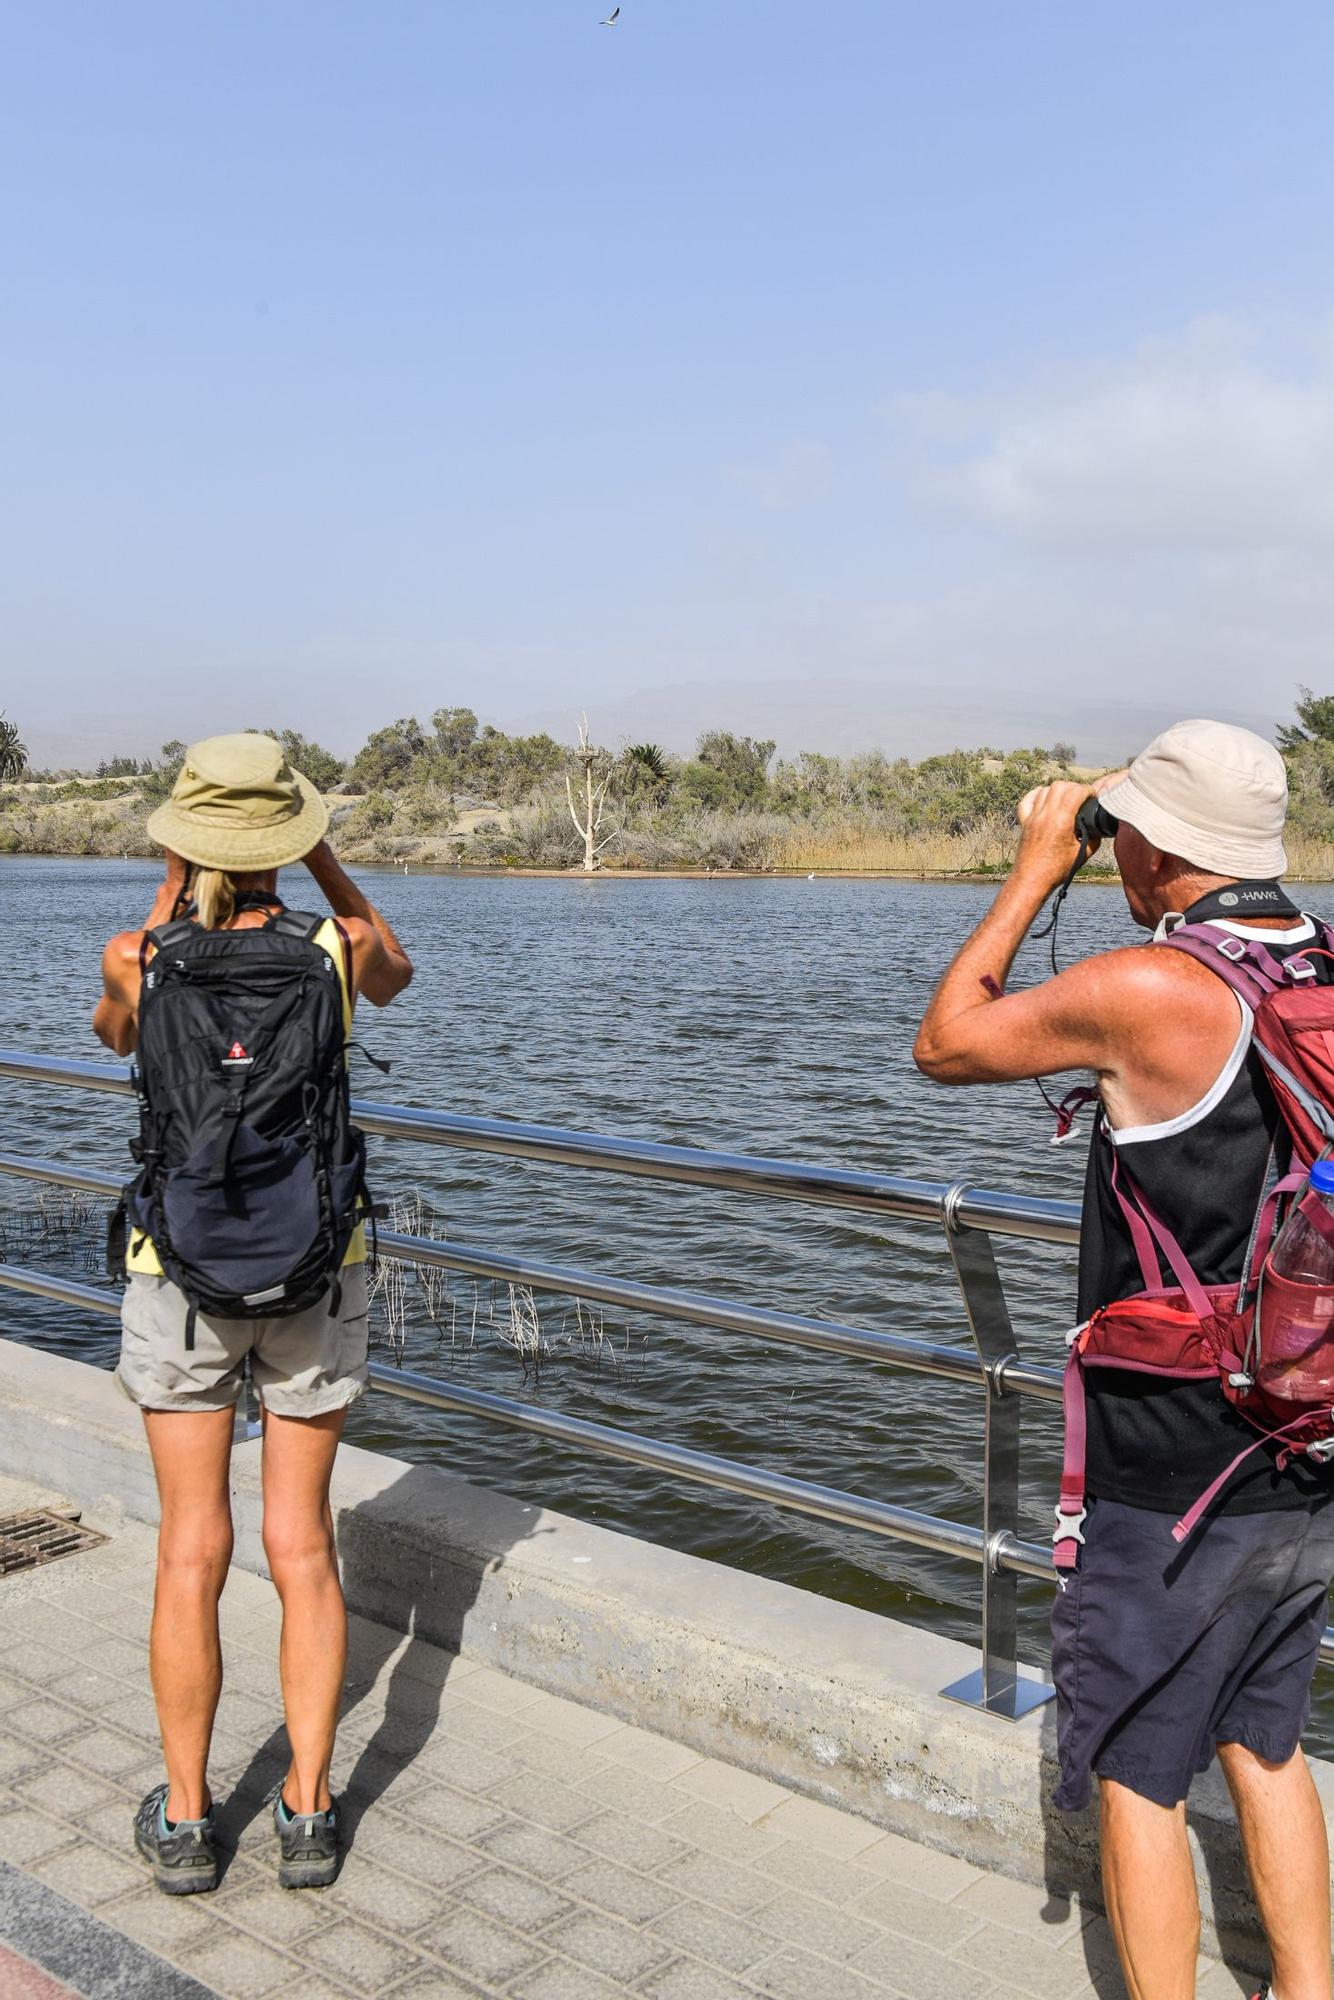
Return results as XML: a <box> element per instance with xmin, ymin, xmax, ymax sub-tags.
<box><xmin>0</xmin><ymin>1510</ymin><xmax>108</xmax><ymax>1577</ymax></box>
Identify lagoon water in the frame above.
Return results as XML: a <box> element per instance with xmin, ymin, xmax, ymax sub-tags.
<box><xmin>3</xmin><ymin>856</ymin><xmax>1332</xmax><ymax>1749</ymax></box>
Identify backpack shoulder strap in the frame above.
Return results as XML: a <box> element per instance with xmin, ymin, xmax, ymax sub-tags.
<box><xmin>263</xmin><ymin>907</ymin><xmax>324</xmax><ymax>942</ymax></box>
<box><xmin>144</xmin><ymin>916</ymin><xmax>200</xmax><ymax>959</ymax></box>
<box><xmin>1157</xmin><ymin>923</ymin><xmax>1275</xmax><ymax>1010</ymax></box>
<box><xmin>1107</xmin><ymin>1142</ymin><xmax>1216</xmax><ymax>1318</ymax></box>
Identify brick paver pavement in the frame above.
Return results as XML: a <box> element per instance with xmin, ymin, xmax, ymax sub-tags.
<box><xmin>0</xmin><ymin>1482</ymin><xmax>1255</xmax><ymax>2000</ymax></box>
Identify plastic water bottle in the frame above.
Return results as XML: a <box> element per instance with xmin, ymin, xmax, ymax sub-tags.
<box><xmin>1261</xmin><ymin>1159</ymin><xmax>1334</xmax><ymax>1403</ymax></box>
<box><xmin>1270</xmin><ymin>1159</ymin><xmax>1334</xmax><ymax>1284</ymax></box>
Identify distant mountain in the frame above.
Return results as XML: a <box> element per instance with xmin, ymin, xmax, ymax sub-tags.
<box><xmin>20</xmin><ymin>678</ymin><xmax>1279</xmax><ymax>774</ymax></box>
<box><xmin>508</xmin><ymin>678</ymin><xmax>1278</xmax><ymax>767</ymax></box>
<box><xmin>20</xmin><ymin>713</ymin><xmax>167</xmax><ymax>775</ymax></box>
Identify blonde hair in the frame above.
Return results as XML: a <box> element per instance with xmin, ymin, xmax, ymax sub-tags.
<box><xmin>192</xmin><ymin>869</ymin><xmax>237</xmax><ymax>930</ymax></box>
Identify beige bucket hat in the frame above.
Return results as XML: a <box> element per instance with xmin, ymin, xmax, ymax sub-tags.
<box><xmin>146</xmin><ymin>733</ymin><xmax>329</xmax><ymax>872</ymax></box>
<box><xmin>1099</xmin><ymin>718</ymin><xmax>1287</xmax><ymax>878</ymax></box>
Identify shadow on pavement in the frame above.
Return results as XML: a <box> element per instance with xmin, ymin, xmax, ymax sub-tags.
<box><xmin>217</xmin><ymin>1456</ymin><xmax>543</xmax><ymax>1872</ymax></box>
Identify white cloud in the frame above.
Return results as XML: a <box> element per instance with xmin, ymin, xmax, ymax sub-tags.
<box><xmin>911</xmin><ymin>317</ymin><xmax>1334</xmax><ymax>552</ymax></box>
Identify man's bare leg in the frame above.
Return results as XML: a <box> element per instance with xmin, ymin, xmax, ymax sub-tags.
<box><xmin>142</xmin><ymin>1407</ymin><xmax>236</xmax><ymax>1822</ymax></box>
<box><xmin>1100</xmin><ymin>1779</ymin><xmax>1200</xmax><ymax>2000</ymax></box>
<box><xmin>1219</xmin><ymin>1741</ymin><xmax>1332</xmax><ymax>2000</ymax></box>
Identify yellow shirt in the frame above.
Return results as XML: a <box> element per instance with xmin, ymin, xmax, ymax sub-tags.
<box><xmin>126</xmin><ymin>915</ymin><xmax>367</xmax><ymax>1275</ymax></box>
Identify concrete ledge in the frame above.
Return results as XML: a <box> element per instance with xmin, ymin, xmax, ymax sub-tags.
<box><xmin>0</xmin><ymin>1859</ymin><xmax>218</xmax><ymax>2000</ymax></box>
<box><xmin>1</xmin><ymin>1331</ymin><xmax>1321</xmax><ymax>1969</ymax></box>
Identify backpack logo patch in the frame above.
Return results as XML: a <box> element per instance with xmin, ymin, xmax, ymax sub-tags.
<box><xmin>222</xmin><ymin>1040</ymin><xmax>253</xmax><ymax>1066</ymax></box>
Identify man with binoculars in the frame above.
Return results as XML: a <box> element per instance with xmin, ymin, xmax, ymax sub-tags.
<box><xmin>915</xmin><ymin>719</ymin><xmax>1334</xmax><ymax>2000</ymax></box>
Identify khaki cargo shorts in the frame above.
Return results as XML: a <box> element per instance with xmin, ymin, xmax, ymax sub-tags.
<box><xmin>117</xmin><ymin>1264</ymin><xmax>369</xmax><ymax>1418</ymax></box>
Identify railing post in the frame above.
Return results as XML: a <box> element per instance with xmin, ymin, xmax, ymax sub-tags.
<box><xmin>939</xmin><ymin>1184</ymin><xmax>1054</xmax><ymax>1719</ymax></box>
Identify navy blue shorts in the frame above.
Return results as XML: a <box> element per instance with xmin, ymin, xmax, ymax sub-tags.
<box><xmin>1050</xmin><ymin>1494</ymin><xmax>1334</xmax><ymax>1812</ymax></box>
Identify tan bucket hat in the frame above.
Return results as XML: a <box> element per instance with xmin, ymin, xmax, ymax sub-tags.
<box><xmin>146</xmin><ymin>733</ymin><xmax>329</xmax><ymax>872</ymax></box>
<box><xmin>1098</xmin><ymin>718</ymin><xmax>1287</xmax><ymax>878</ymax></box>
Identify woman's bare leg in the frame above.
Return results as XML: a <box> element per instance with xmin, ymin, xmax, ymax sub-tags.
<box><xmin>142</xmin><ymin>1407</ymin><xmax>236</xmax><ymax>1822</ymax></box>
<box><xmin>260</xmin><ymin>1405</ymin><xmax>347</xmax><ymax>1814</ymax></box>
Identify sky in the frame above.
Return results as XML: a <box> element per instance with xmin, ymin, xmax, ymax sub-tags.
<box><xmin>2</xmin><ymin>0</ymin><xmax>1331</xmax><ymax>768</ymax></box>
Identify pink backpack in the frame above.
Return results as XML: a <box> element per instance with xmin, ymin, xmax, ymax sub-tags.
<box><xmin>1055</xmin><ymin>918</ymin><xmax>1334</xmax><ymax>1568</ymax></box>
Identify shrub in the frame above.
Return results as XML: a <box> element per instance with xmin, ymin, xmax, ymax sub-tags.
<box><xmin>339</xmin><ymin>791</ymin><xmax>395</xmax><ymax>840</ymax></box>
<box><xmin>466</xmin><ymin>801</ymin><xmax>581</xmax><ymax>868</ymax></box>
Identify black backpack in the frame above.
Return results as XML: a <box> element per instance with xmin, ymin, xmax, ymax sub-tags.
<box><xmin>109</xmin><ymin>902</ymin><xmax>373</xmax><ymax>1345</ymax></box>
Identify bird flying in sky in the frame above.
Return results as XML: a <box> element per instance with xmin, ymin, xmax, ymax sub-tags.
<box><xmin>600</xmin><ymin>6</ymin><xmax>620</xmax><ymax>22</ymax></box>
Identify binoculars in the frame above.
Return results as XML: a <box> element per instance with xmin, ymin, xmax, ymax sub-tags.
<box><xmin>1074</xmin><ymin>797</ymin><xmax>1119</xmax><ymax>846</ymax></box>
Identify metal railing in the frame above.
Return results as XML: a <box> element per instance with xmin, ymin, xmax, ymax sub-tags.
<box><xmin>2</xmin><ymin>1046</ymin><xmax>1330</xmax><ymax>1710</ymax></box>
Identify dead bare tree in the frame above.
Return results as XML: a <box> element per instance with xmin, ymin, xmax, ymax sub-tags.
<box><xmin>565</xmin><ymin>715</ymin><xmax>615</xmax><ymax>872</ymax></box>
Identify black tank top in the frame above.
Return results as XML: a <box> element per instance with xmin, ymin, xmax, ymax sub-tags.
<box><xmin>1079</xmin><ymin>916</ymin><xmax>1334</xmax><ymax>1513</ymax></box>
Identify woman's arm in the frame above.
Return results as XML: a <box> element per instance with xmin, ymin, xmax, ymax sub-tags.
<box><xmin>93</xmin><ymin>933</ymin><xmax>144</xmax><ymax>1055</ymax></box>
<box><xmin>301</xmin><ymin>841</ymin><xmax>413</xmax><ymax>1006</ymax></box>
<box><xmin>91</xmin><ymin>852</ymin><xmax>192</xmax><ymax>1056</ymax></box>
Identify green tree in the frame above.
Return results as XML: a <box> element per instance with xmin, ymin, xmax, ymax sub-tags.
<box><xmin>1278</xmin><ymin>686</ymin><xmax>1334</xmax><ymax>752</ymax></box>
<box><xmin>267</xmin><ymin>729</ymin><xmax>344</xmax><ymax>793</ymax></box>
<box><xmin>678</xmin><ymin>731</ymin><xmax>775</xmax><ymax>811</ymax></box>
<box><xmin>138</xmin><ymin>741</ymin><xmax>187</xmax><ymax>804</ymax></box>
<box><xmin>348</xmin><ymin>717</ymin><xmax>428</xmax><ymax>790</ymax></box>
<box><xmin>431</xmin><ymin>707</ymin><xmax>479</xmax><ymax>759</ymax></box>
<box><xmin>769</xmin><ymin>751</ymin><xmax>852</xmax><ymax>816</ymax></box>
<box><xmin>464</xmin><ymin>725</ymin><xmax>564</xmax><ymax>803</ymax></box>
<box><xmin>0</xmin><ymin>714</ymin><xmax>29</xmax><ymax>781</ymax></box>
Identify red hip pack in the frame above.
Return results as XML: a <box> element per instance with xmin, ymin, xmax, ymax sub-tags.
<box><xmin>1055</xmin><ymin>920</ymin><xmax>1334</xmax><ymax>1569</ymax></box>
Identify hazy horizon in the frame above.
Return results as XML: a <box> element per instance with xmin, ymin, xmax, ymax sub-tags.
<box><xmin>3</xmin><ymin>4</ymin><xmax>1331</xmax><ymax>763</ymax></box>
<box><xmin>16</xmin><ymin>678</ymin><xmax>1283</xmax><ymax>779</ymax></box>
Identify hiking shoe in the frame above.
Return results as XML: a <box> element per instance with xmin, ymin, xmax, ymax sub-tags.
<box><xmin>133</xmin><ymin>1783</ymin><xmax>218</xmax><ymax>1895</ymax></box>
<box><xmin>267</xmin><ymin>1781</ymin><xmax>340</xmax><ymax>1888</ymax></box>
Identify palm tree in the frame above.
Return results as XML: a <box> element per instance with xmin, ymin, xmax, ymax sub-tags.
<box><xmin>622</xmin><ymin>741</ymin><xmax>670</xmax><ymax>803</ymax></box>
<box><xmin>0</xmin><ymin>713</ymin><xmax>27</xmax><ymax>782</ymax></box>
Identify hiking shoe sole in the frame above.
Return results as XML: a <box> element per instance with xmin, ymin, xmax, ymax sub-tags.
<box><xmin>133</xmin><ymin>1784</ymin><xmax>218</xmax><ymax>1895</ymax></box>
<box><xmin>279</xmin><ymin>1846</ymin><xmax>339</xmax><ymax>1890</ymax></box>
<box><xmin>268</xmin><ymin>1783</ymin><xmax>339</xmax><ymax>1889</ymax></box>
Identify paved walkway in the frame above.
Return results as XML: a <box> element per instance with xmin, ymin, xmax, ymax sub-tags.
<box><xmin>0</xmin><ymin>1477</ymin><xmax>1253</xmax><ymax>2000</ymax></box>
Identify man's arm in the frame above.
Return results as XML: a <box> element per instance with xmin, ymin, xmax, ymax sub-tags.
<box><xmin>912</xmin><ymin>780</ymin><xmax>1242</xmax><ymax>1128</ymax></box>
<box><xmin>913</xmin><ymin>781</ymin><xmax>1115</xmax><ymax>1085</ymax></box>
<box><xmin>302</xmin><ymin>842</ymin><xmax>413</xmax><ymax>1006</ymax></box>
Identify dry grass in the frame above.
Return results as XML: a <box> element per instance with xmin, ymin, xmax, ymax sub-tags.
<box><xmin>1285</xmin><ymin>831</ymin><xmax>1334</xmax><ymax>882</ymax></box>
<box><xmin>776</xmin><ymin>822</ymin><xmax>1021</xmax><ymax>876</ymax></box>
<box><xmin>779</xmin><ymin>822</ymin><xmax>1334</xmax><ymax>882</ymax></box>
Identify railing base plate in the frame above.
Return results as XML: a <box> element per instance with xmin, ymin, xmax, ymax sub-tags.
<box><xmin>939</xmin><ymin>1667</ymin><xmax>1055</xmax><ymax>1719</ymax></box>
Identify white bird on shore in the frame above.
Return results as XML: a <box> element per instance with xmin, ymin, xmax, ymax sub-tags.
<box><xmin>807</xmin><ymin>872</ymin><xmax>816</xmax><ymax>881</ymax></box>
<box><xmin>600</xmin><ymin>5</ymin><xmax>620</xmax><ymax>21</ymax></box>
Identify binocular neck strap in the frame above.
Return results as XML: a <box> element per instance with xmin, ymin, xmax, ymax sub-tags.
<box><xmin>1029</xmin><ymin>836</ymin><xmax>1093</xmax><ymax>947</ymax></box>
<box><xmin>1180</xmin><ymin>880</ymin><xmax>1300</xmax><ymax>925</ymax></box>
